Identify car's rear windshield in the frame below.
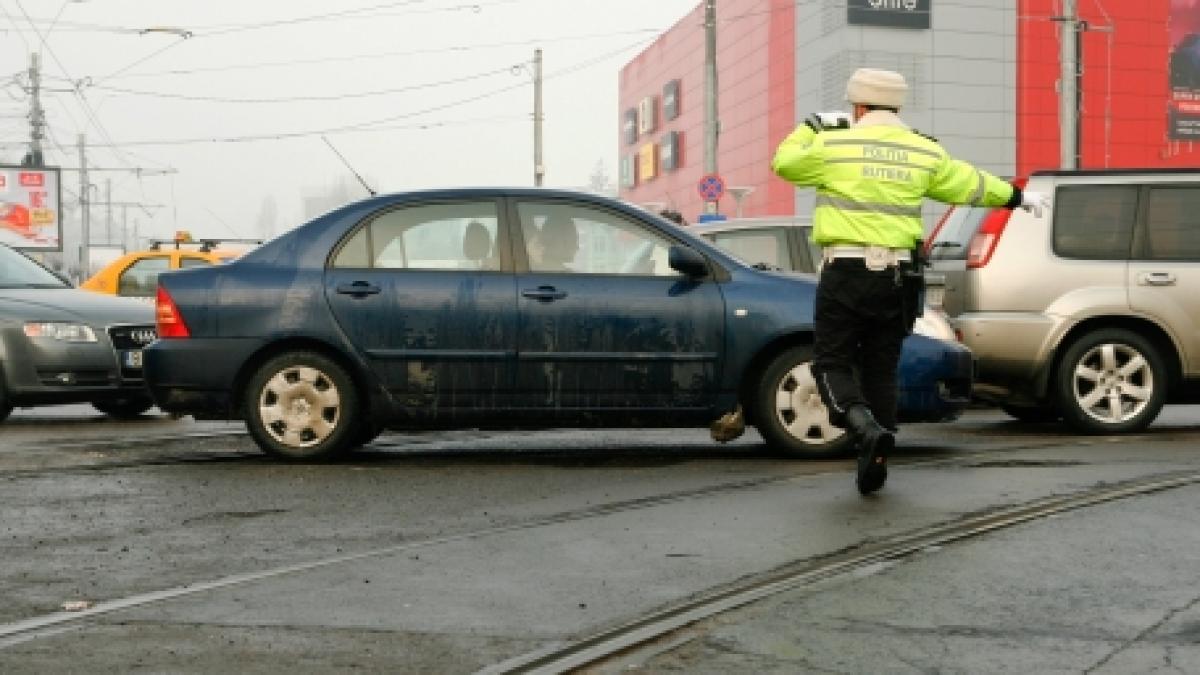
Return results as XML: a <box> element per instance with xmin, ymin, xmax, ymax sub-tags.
<box><xmin>928</xmin><ymin>206</ymin><xmax>992</xmax><ymax>261</ymax></box>
<box><xmin>0</xmin><ymin>246</ymin><xmax>69</xmax><ymax>288</ymax></box>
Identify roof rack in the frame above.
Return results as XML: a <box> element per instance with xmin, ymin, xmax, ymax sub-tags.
<box><xmin>148</xmin><ymin>237</ymin><xmax>263</xmax><ymax>252</ymax></box>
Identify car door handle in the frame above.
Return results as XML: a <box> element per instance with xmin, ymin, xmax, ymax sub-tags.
<box><xmin>522</xmin><ymin>286</ymin><xmax>567</xmax><ymax>302</ymax></box>
<box><xmin>336</xmin><ymin>281</ymin><xmax>382</xmax><ymax>297</ymax></box>
<box><xmin>1139</xmin><ymin>272</ymin><xmax>1177</xmax><ymax>286</ymax></box>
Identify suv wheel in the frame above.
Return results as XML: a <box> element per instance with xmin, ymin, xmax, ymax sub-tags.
<box><xmin>752</xmin><ymin>346</ymin><xmax>854</xmax><ymax>458</ymax></box>
<box><xmin>243</xmin><ymin>351</ymin><xmax>359</xmax><ymax>460</ymax></box>
<box><xmin>1053</xmin><ymin>328</ymin><xmax>1166</xmax><ymax>434</ymax></box>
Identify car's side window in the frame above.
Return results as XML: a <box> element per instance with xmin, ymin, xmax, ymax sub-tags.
<box><xmin>117</xmin><ymin>257</ymin><xmax>171</xmax><ymax>297</ymax></box>
<box><xmin>179</xmin><ymin>257</ymin><xmax>214</xmax><ymax>269</ymax></box>
<box><xmin>711</xmin><ymin>229</ymin><xmax>791</xmax><ymax>271</ymax></box>
<box><xmin>1053</xmin><ymin>185</ymin><xmax>1138</xmax><ymax>260</ymax></box>
<box><xmin>1142</xmin><ymin>187</ymin><xmax>1200</xmax><ymax>261</ymax></box>
<box><xmin>332</xmin><ymin>202</ymin><xmax>500</xmax><ymax>271</ymax></box>
<box><xmin>516</xmin><ymin>202</ymin><xmax>678</xmax><ymax>276</ymax></box>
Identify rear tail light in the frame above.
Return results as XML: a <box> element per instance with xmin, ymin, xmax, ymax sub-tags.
<box><xmin>155</xmin><ymin>286</ymin><xmax>190</xmax><ymax>339</ymax></box>
<box><xmin>965</xmin><ymin>209</ymin><xmax>1014</xmax><ymax>268</ymax></box>
<box><xmin>965</xmin><ymin>177</ymin><xmax>1028</xmax><ymax>269</ymax></box>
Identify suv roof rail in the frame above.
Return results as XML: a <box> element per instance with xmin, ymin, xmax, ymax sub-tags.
<box><xmin>1031</xmin><ymin>168</ymin><xmax>1200</xmax><ymax>177</ymax></box>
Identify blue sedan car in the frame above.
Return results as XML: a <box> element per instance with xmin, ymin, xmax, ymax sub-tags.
<box><xmin>144</xmin><ymin>189</ymin><xmax>971</xmax><ymax>460</ymax></box>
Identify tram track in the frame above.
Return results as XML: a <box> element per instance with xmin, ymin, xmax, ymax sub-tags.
<box><xmin>1</xmin><ymin>455</ymin><xmax>1197</xmax><ymax>664</ymax></box>
<box><xmin>485</xmin><ymin>469</ymin><xmax>1200</xmax><ymax>674</ymax></box>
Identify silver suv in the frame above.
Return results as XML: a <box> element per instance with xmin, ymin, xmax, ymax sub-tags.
<box><xmin>928</xmin><ymin>168</ymin><xmax>1200</xmax><ymax>433</ymax></box>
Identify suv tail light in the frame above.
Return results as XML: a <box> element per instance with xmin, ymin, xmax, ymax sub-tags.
<box><xmin>966</xmin><ymin>209</ymin><xmax>1014</xmax><ymax>268</ymax></box>
<box><xmin>965</xmin><ymin>177</ymin><xmax>1028</xmax><ymax>269</ymax></box>
<box><xmin>155</xmin><ymin>286</ymin><xmax>190</xmax><ymax>339</ymax></box>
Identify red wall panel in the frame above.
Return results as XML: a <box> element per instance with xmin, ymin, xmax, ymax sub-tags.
<box><xmin>1019</xmin><ymin>0</ymin><xmax>1200</xmax><ymax>175</ymax></box>
<box><xmin>618</xmin><ymin>0</ymin><xmax>795</xmax><ymax>221</ymax></box>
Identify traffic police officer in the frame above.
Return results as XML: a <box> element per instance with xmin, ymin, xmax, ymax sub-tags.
<box><xmin>771</xmin><ymin>68</ymin><xmax>1045</xmax><ymax>495</ymax></box>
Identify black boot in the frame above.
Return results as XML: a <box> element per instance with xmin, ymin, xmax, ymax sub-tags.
<box><xmin>845</xmin><ymin>405</ymin><xmax>892</xmax><ymax>495</ymax></box>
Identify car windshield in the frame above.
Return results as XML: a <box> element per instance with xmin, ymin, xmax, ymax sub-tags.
<box><xmin>0</xmin><ymin>246</ymin><xmax>69</xmax><ymax>288</ymax></box>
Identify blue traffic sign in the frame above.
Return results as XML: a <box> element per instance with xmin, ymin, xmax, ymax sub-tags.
<box><xmin>697</xmin><ymin>174</ymin><xmax>725</xmax><ymax>201</ymax></box>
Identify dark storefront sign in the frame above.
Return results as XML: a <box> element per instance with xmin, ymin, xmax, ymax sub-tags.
<box><xmin>1169</xmin><ymin>0</ymin><xmax>1200</xmax><ymax>139</ymax></box>
<box><xmin>847</xmin><ymin>0</ymin><xmax>930</xmax><ymax>30</ymax></box>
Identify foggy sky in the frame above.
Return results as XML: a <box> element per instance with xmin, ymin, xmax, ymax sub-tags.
<box><xmin>0</xmin><ymin>0</ymin><xmax>697</xmax><ymax>247</ymax></box>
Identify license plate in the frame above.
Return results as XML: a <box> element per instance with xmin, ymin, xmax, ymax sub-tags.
<box><xmin>123</xmin><ymin>350</ymin><xmax>143</xmax><ymax>368</ymax></box>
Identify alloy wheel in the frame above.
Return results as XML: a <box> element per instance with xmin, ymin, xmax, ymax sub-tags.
<box><xmin>1071</xmin><ymin>342</ymin><xmax>1154</xmax><ymax>426</ymax></box>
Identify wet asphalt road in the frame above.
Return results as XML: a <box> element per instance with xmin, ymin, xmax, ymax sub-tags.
<box><xmin>1</xmin><ymin>405</ymin><xmax>1199</xmax><ymax>673</ymax></box>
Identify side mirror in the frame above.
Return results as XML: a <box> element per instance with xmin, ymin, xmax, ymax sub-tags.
<box><xmin>669</xmin><ymin>245</ymin><xmax>709</xmax><ymax>278</ymax></box>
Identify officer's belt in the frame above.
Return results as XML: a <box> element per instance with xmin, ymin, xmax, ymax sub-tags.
<box><xmin>822</xmin><ymin>245</ymin><xmax>912</xmax><ymax>269</ymax></box>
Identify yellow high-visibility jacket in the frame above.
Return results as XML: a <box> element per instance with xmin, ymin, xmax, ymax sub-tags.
<box><xmin>771</xmin><ymin>110</ymin><xmax>1017</xmax><ymax>250</ymax></box>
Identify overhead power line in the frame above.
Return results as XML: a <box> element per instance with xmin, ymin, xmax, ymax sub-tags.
<box><xmin>80</xmin><ymin>39</ymin><xmax>652</xmax><ymax>148</ymax></box>
<box><xmin>85</xmin><ymin>63</ymin><xmax>522</xmax><ymax>104</ymax></box>
<box><xmin>93</xmin><ymin>29</ymin><xmax>664</xmax><ymax>81</ymax></box>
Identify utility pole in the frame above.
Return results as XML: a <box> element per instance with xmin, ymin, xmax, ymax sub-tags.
<box><xmin>1058</xmin><ymin>0</ymin><xmax>1080</xmax><ymax>169</ymax></box>
<box><xmin>78</xmin><ymin>134</ymin><xmax>90</xmax><ymax>279</ymax></box>
<box><xmin>25</xmin><ymin>53</ymin><xmax>46</xmax><ymax>167</ymax></box>
<box><xmin>703</xmin><ymin>0</ymin><xmax>719</xmax><ymax>213</ymax></box>
<box><xmin>533</xmin><ymin>48</ymin><xmax>544</xmax><ymax>187</ymax></box>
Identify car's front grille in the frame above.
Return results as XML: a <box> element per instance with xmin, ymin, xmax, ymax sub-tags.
<box><xmin>107</xmin><ymin>324</ymin><xmax>156</xmax><ymax>380</ymax></box>
<box><xmin>108</xmin><ymin>325</ymin><xmax>157</xmax><ymax>351</ymax></box>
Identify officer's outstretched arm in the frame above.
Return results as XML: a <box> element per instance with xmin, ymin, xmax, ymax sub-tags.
<box><xmin>926</xmin><ymin>157</ymin><xmax>1017</xmax><ymax>209</ymax></box>
<box><xmin>771</xmin><ymin>124</ymin><xmax>826</xmax><ymax>187</ymax></box>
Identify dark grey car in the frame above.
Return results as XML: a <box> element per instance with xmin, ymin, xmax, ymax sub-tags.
<box><xmin>0</xmin><ymin>244</ymin><xmax>157</xmax><ymax>421</ymax></box>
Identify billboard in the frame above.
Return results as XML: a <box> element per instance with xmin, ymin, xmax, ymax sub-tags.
<box><xmin>0</xmin><ymin>166</ymin><xmax>62</xmax><ymax>251</ymax></box>
<box><xmin>1168</xmin><ymin>0</ymin><xmax>1200</xmax><ymax>139</ymax></box>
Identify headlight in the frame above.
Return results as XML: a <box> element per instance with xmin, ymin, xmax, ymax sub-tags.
<box><xmin>911</xmin><ymin>308</ymin><xmax>957</xmax><ymax>342</ymax></box>
<box><xmin>23</xmin><ymin>322</ymin><xmax>98</xmax><ymax>342</ymax></box>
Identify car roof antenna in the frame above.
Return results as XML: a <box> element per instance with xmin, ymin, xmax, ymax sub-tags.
<box><xmin>322</xmin><ymin>135</ymin><xmax>376</xmax><ymax>197</ymax></box>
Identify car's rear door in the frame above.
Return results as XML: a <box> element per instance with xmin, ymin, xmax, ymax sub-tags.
<box><xmin>324</xmin><ymin>199</ymin><xmax>517</xmax><ymax>416</ymax></box>
<box><xmin>1128</xmin><ymin>183</ymin><xmax>1200</xmax><ymax>374</ymax></box>
<box><xmin>509</xmin><ymin>198</ymin><xmax>725</xmax><ymax>414</ymax></box>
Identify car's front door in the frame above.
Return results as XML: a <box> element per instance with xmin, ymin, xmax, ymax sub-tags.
<box><xmin>324</xmin><ymin>199</ymin><xmax>517</xmax><ymax>418</ymax></box>
<box><xmin>1128</xmin><ymin>183</ymin><xmax>1200</xmax><ymax>374</ymax></box>
<box><xmin>510</xmin><ymin>199</ymin><xmax>725</xmax><ymax>414</ymax></box>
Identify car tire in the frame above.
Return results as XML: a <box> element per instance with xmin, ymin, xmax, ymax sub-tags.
<box><xmin>1053</xmin><ymin>328</ymin><xmax>1167</xmax><ymax>434</ymax></box>
<box><xmin>1001</xmin><ymin>404</ymin><xmax>1060</xmax><ymax>423</ymax></box>
<box><xmin>243</xmin><ymin>351</ymin><xmax>359</xmax><ymax>461</ymax></box>
<box><xmin>91</xmin><ymin>397</ymin><xmax>154</xmax><ymax>419</ymax></box>
<box><xmin>752</xmin><ymin>346</ymin><xmax>855</xmax><ymax>459</ymax></box>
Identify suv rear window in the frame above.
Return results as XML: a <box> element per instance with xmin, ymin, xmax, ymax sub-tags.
<box><xmin>928</xmin><ymin>206</ymin><xmax>990</xmax><ymax>261</ymax></box>
<box><xmin>1052</xmin><ymin>185</ymin><xmax>1137</xmax><ymax>260</ymax></box>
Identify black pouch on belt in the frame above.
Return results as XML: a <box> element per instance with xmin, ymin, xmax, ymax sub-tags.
<box><xmin>901</xmin><ymin>242</ymin><xmax>927</xmax><ymax>328</ymax></box>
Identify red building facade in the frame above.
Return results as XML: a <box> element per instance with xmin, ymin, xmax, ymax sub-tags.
<box><xmin>617</xmin><ymin>0</ymin><xmax>795</xmax><ymax>221</ymax></box>
<box><xmin>619</xmin><ymin>0</ymin><xmax>1200</xmax><ymax>224</ymax></box>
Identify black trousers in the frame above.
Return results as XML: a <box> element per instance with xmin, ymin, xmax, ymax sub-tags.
<box><xmin>812</xmin><ymin>258</ymin><xmax>919</xmax><ymax>431</ymax></box>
